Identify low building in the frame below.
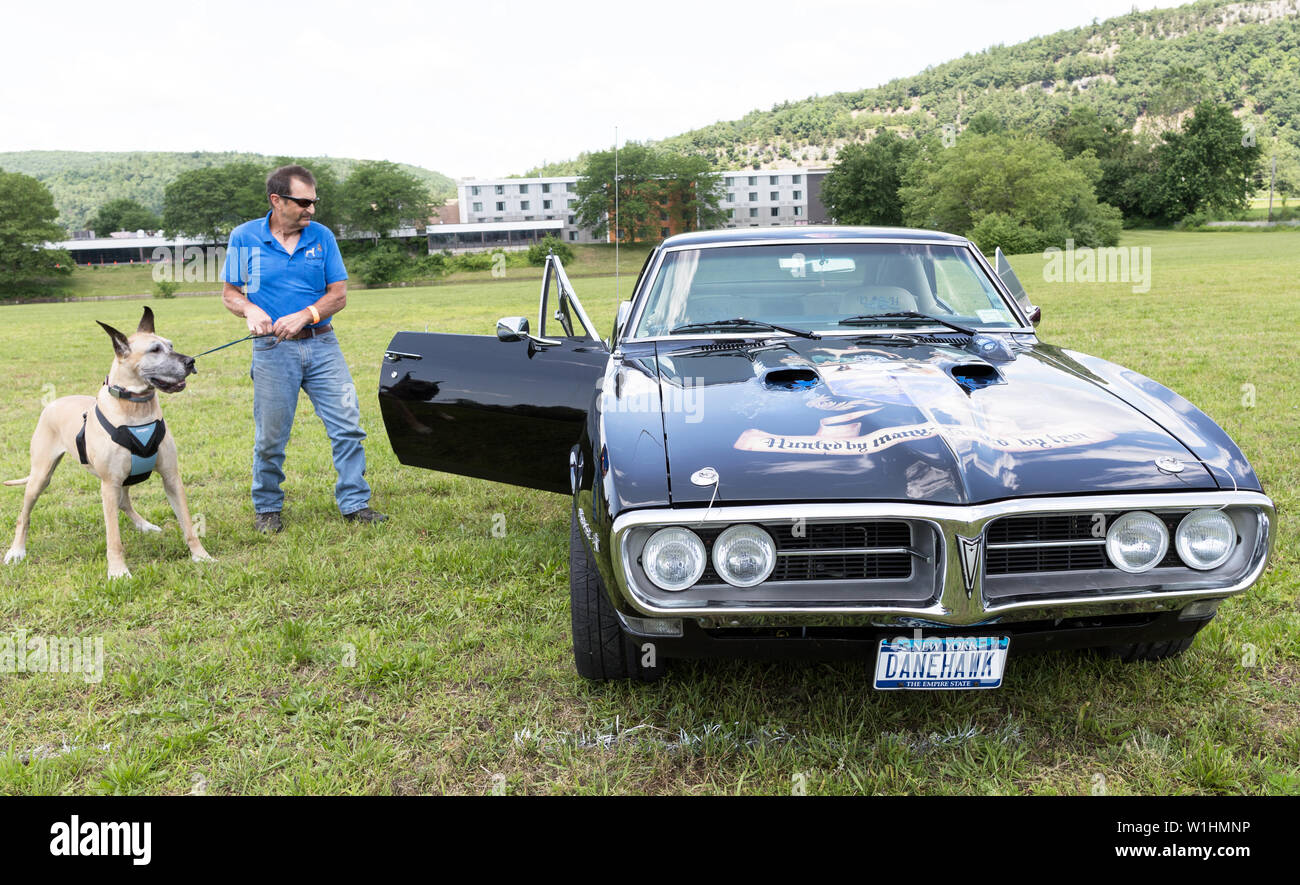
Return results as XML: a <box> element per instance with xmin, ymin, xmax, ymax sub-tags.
<box><xmin>426</xmin><ymin>219</ymin><xmax>563</xmax><ymax>253</ymax></box>
<box><xmin>50</xmin><ymin>234</ymin><xmax>211</xmax><ymax>267</ymax></box>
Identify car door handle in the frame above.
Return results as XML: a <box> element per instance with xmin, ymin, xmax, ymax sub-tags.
<box><xmin>385</xmin><ymin>351</ymin><xmax>423</xmax><ymax>362</ymax></box>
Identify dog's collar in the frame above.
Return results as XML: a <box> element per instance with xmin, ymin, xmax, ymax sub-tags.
<box><xmin>104</xmin><ymin>377</ymin><xmax>156</xmax><ymax>402</ymax></box>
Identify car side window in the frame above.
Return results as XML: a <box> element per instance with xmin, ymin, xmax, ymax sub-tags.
<box><xmin>932</xmin><ymin>253</ymin><xmax>1017</xmax><ymax>323</ymax></box>
<box><xmin>540</xmin><ymin>255</ymin><xmax>600</xmax><ymax>343</ymax></box>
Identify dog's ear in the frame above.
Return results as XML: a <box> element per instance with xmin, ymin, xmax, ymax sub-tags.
<box><xmin>97</xmin><ymin>321</ymin><xmax>132</xmax><ymax>359</ymax></box>
<box><xmin>137</xmin><ymin>306</ymin><xmax>155</xmax><ymax>335</ymax></box>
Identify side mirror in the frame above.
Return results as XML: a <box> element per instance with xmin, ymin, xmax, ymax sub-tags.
<box><xmin>497</xmin><ymin>316</ymin><xmax>530</xmax><ymax>342</ymax></box>
<box><xmin>613</xmin><ymin>300</ymin><xmax>632</xmax><ymax>341</ymax></box>
<box><xmin>994</xmin><ymin>247</ymin><xmax>1040</xmax><ymax>326</ymax></box>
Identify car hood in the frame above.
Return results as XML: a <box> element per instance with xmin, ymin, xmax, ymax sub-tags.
<box><xmin>652</xmin><ymin>336</ymin><xmax>1218</xmax><ymax>505</ymax></box>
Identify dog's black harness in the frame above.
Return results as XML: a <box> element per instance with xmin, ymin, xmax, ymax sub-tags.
<box><xmin>75</xmin><ymin>406</ymin><xmax>166</xmax><ymax>486</ymax></box>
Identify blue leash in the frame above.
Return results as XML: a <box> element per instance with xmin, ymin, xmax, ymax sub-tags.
<box><xmin>192</xmin><ymin>333</ymin><xmax>274</xmax><ymax>359</ymax></box>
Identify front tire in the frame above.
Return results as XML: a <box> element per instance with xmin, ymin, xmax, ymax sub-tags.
<box><xmin>569</xmin><ymin>511</ymin><xmax>664</xmax><ymax>682</ymax></box>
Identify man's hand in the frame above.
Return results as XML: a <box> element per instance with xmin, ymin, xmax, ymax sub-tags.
<box><xmin>223</xmin><ymin>283</ymin><xmax>273</xmax><ymax>334</ymax></box>
<box><xmin>244</xmin><ymin>303</ymin><xmax>274</xmax><ymax>336</ymax></box>
<box><xmin>271</xmin><ymin>309</ymin><xmax>313</xmax><ymax>341</ymax></box>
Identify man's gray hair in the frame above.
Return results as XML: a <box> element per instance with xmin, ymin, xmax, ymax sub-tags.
<box><xmin>267</xmin><ymin>164</ymin><xmax>316</xmax><ymax>199</ymax></box>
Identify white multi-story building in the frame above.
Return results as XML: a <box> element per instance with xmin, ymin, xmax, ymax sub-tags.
<box><xmin>717</xmin><ymin>170</ymin><xmax>817</xmax><ymax>228</ymax></box>
<box><xmin>452</xmin><ymin>168</ymin><xmax>832</xmax><ymax>245</ymax></box>
<box><xmin>456</xmin><ymin>176</ymin><xmax>599</xmax><ymax>243</ymax></box>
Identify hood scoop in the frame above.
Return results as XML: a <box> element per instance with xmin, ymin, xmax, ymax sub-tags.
<box><xmin>947</xmin><ymin>362</ymin><xmax>1004</xmax><ymax>393</ymax></box>
<box><xmin>967</xmin><ymin>333</ymin><xmax>1018</xmax><ymax>362</ymax></box>
<box><xmin>763</xmin><ymin>367</ymin><xmax>820</xmax><ymax>391</ymax></box>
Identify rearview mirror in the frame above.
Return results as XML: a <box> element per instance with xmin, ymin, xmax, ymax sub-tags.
<box><xmin>779</xmin><ymin>254</ymin><xmax>856</xmax><ymax>276</ymax></box>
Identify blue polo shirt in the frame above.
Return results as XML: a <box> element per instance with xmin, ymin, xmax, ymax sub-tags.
<box><xmin>221</xmin><ymin>212</ymin><xmax>347</xmax><ymax>326</ymax></box>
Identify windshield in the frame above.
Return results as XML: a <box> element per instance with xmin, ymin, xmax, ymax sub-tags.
<box><xmin>633</xmin><ymin>243</ymin><xmax>1020</xmax><ymax>338</ymax></box>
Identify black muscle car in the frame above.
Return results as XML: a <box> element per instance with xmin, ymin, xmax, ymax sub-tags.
<box><xmin>379</xmin><ymin>227</ymin><xmax>1275</xmax><ymax>687</ymax></box>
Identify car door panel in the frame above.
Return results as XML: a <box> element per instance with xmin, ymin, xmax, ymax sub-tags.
<box><xmin>379</xmin><ymin>256</ymin><xmax>607</xmax><ymax>494</ymax></box>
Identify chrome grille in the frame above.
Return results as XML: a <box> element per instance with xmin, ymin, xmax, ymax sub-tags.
<box><xmin>986</xmin><ymin>512</ymin><xmax>1185</xmax><ymax>575</ymax></box>
<box><xmin>694</xmin><ymin>520</ymin><xmax>913</xmax><ymax>585</ymax></box>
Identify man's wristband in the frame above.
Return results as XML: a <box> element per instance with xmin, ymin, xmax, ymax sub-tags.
<box><xmin>307</xmin><ymin>305</ymin><xmax>321</xmax><ymax>324</ymax></box>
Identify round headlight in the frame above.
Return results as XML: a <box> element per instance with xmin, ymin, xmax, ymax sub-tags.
<box><xmin>1105</xmin><ymin>511</ymin><xmax>1169</xmax><ymax>574</ymax></box>
<box><xmin>642</xmin><ymin>527</ymin><xmax>707</xmax><ymax>592</ymax></box>
<box><xmin>1175</xmin><ymin>509</ymin><xmax>1235</xmax><ymax>571</ymax></box>
<box><xmin>712</xmin><ymin>524</ymin><xmax>776</xmax><ymax>588</ymax></box>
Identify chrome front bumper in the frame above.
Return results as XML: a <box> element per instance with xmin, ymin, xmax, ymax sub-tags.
<box><xmin>608</xmin><ymin>491</ymin><xmax>1275</xmax><ymax>628</ymax></box>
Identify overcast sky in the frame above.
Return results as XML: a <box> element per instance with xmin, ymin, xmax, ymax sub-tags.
<box><xmin>0</xmin><ymin>0</ymin><xmax>1181</xmax><ymax>179</ymax></box>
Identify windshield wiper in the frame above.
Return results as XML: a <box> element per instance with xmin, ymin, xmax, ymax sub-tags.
<box><xmin>838</xmin><ymin>311</ymin><xmax>975</xmax><ymax>336</ymax></box>
<box><xmin>669</xmin><ymin>318</ymin><xmax>821</xmax><ymax>339</ymax></box>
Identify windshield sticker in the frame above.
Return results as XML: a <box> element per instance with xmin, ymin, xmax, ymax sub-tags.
<box><xmin>735</xmin><ymin>418</ymin><xmax>1115</xmax><ymax>455</ymax></box>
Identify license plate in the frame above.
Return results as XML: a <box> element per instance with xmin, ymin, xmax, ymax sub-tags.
<box><xmin>873</xmin><ymin>635</ymin><xmax>1010</xmax><ymax>690</ymax></box>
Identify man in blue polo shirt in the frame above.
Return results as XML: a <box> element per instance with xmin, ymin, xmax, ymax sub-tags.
<box><xmin>220</xmin><ymin>164</ymin><xmax>386</xmax><ymax>533</ymax></box>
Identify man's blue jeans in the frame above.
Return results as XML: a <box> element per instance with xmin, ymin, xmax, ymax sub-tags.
<box><xmin>250</xmin><ymin>330</ymin><xmax>371</xmax><ymax>515</ymax></box>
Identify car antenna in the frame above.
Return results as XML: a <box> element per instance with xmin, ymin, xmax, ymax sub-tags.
<box><xmin>614</xmin><ymin>124</ymin><xmax>620</xmax><ymax>304</ymax></box>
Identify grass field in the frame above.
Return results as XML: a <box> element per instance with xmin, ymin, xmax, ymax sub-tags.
<box><xmin>0</xmin><ymin>230</ymin><xmax>1295</xmax><ymax>795</ymax></box>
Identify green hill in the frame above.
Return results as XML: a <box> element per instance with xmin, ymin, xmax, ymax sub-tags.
<box><xmin>0</xmin><ymin>150</ymin><xmax>456</xmax><ymax>233</ymax></box>
<box><xmin>567</xmin><ymin>0</ymin><xmax>1300</xmax><ymax>170</ymax></box>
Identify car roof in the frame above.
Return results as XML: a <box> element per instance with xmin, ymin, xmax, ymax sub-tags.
<box><xmin>660</xmin><ymin>225</ymin><xmax>972</xmax><ymax>248</ymax></box>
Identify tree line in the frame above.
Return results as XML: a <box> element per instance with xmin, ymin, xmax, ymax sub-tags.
<box><xmin>0</xmin><ymin>159</ymin><xmax>437</xmax><ymax>295</ymax></box>
<box><xmin>153</xmin><ymin>158</ymin><xmax>436</xmax><ymax>244</ymax></box>
<box><xmin>821</xmin><ymin>102</ymin><xmax>1263</xmax><ymax>253</ymax></box>
<box><xmin>0</xmin><ymin>150</ymin><xmax>455</xmax><ymax>233</ymax></box>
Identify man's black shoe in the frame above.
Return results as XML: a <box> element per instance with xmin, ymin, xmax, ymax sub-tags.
<box><xmin>254</xmin><ymin>511</ymin><xmax>283</xmax><ymax>534</ymax></box>
<box><xmin>343</xmin><ymin>507</ymin><xmax>388</xmax><ymax>524</ymax></box>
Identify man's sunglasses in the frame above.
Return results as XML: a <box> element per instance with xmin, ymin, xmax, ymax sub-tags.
<box><xmin>276</xmin><ymin>194</ymin><xmax>320</xmax><ymax>208</ymax></box>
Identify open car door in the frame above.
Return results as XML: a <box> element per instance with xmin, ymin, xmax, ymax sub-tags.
<box><xmin>379</xmin><ymin>253</ymin><xmax>607</xmax><ymax>493</ymax></box>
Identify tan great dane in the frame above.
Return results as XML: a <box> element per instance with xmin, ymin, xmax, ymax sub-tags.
<box><xmin>4</xmin><ymin>307</ymin><xmax>212</xmax><ymax>578</ymax></box>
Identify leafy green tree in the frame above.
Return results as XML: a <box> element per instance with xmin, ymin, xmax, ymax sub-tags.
<box><xmin>1151</xmin><ymin>101</ymin><xmax>1262</xmax><ymax>219</ymax></box>
<box><xmin>964</xmin><ymin>111</ymin><xmax>1005</xmax><ymax>135</ymax></box>
<box><xmin>1147</xmin><ymin>65</ymin><xmax>1210</xmax><ymax>118</ymax></box>
<box><xmin>574</xmin><ymin>143</ymin><xmax>724</xmax><ymax>243</ymax></box>
<box><xmin>352</xmin><ymin>241</ymin><xmax>407</xmax><ymax>285</ymax></box>
<box><xmin>90</xmin><ymin>198</ymin><xmax>161</xmax><ymax>235</ymax></box>
<box><xmin>900</xmin><ymin>132</ymin><xmax>1121</xmax><ymax>251</ymax></box>
<box><xmin>1262</xmin><ymin>136</ymin><xmax>1300</xmax><ymax>205</ymax></box>
<box><xmin>0</xmin><ymin>171</ymin><xmax>72</xmax><ymax>293</ymax></box>
<box><xmin>162</xmin><ymin>162</ymin><xmax>267</xmax><ymax>241</ymax></box>
<box><xmin>527</xmin><ymin>234</ymin><xmax>575</xmax><ymax>266</ymax></box>
<box><xmin>1047</xmin><ymin>106</ymin><xmax>1155</xmax><ymax>221</ymax></box>
<box><xmin>338</xmin><ymin>160</ymin><xmax>435</xmax><ymax>241</ymax></box>
<box><xmin>657</xmin><ymin>153</ymin><xmax>726</xmax><ymax>233</ymax></box>
<box><xmin>1103</xmin><ymin>134</ymin><xmax>1165</xmax><ymax>221</ymax></box>
<box><xmin>1047</xmin><ymin>106</ymin><xmax>1127</xmax><ymax>161</ymax></box>
<box><xmin>574</xmin><ymin>143</ymin><xmax>660</xmax><ymax>243</ymax></box>
<box><xmin>821</xmin><ymin>130</ymin><xmax>919</xmax><ymax>225</ymax></box>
